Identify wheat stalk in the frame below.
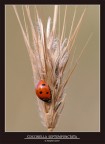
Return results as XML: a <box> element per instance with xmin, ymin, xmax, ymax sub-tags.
<box><xmin>13</xmin><ymin>5</ymin><xmax>92</xmax><ymax>132</ymax></box>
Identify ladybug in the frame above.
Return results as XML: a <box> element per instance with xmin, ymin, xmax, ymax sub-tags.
<box><xmin>35</xmin><ymin>80</ymin><xmax>52</xmax><ymax>103</ymax></box>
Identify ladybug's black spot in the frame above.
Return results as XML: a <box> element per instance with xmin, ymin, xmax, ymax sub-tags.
<box><xmin>46</xmin><ymin>92</ymin><xmax>49</xmax><ymax>94</ymax></box>
<box><xmin>42</xmin><ymin>84</ymin><xmax>45</xmax><ymax>86</ymax></box>
<box><xmin>40</xmin><ymin>91</ymin><xmax>42</xmax><ymax>94</ymax></box>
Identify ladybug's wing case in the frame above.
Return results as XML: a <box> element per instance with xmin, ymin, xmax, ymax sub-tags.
<box><xmin>35</xmin><ymin>80</ymin><xmax>52</xmax><ymax>103</ymax></box>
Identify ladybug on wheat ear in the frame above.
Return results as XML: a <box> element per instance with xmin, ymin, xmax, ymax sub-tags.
<box><xmin>35</xmin><ymin>80</ymin><xmax>52</xmax><ymax>103</ymax></box>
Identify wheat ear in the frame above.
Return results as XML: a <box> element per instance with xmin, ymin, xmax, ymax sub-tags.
<box><xmin>13</xmin><ymin>5</ymin><xmax>91</xmax><ymax>132</ymax></box>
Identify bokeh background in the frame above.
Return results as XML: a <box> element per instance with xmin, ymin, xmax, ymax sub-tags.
<box><xmin>5</xmin><ymin>5</ymin><xmax>100</xmax><ymax>132</ymax></box>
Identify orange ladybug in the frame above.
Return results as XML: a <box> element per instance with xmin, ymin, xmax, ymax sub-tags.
<box><xmin>35</xmin><ymin>80</ymin><xmax>52</xmax><ymax>103</ymax></box>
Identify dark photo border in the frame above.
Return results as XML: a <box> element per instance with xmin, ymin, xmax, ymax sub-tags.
<box><xmin>0</xmin><ymin>0</ymin><xmax>105</xmax><ymax>144</ymax></box>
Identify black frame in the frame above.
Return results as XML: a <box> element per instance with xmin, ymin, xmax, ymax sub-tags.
<box><xmin>0</xmin><ymin>0</ymin><xmax>105</xmax><ymax>144</ymax></box>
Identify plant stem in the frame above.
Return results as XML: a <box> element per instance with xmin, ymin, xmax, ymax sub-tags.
<box><xmin>48</xmin><ymin>128</ymin><xmax>53</xmax><ymax>132</ymax></box>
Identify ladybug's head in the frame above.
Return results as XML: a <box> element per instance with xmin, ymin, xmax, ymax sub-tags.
<box><xmin>41</xmin><ymin>98</ymin><xmax>51</xmax><ymax>103</ymax></box>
